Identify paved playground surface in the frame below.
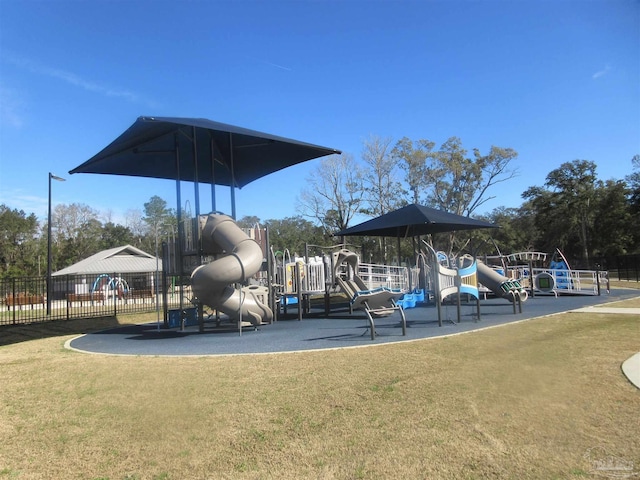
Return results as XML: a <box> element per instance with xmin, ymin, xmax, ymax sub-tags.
<box><xmin>66</xmin><ymin>288</ymin><xmax>640</xmax><ymax>357</ymax></box>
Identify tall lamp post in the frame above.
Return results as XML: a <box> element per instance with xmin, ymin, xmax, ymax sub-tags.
<box><xmin>47</xmin><ymin>173</ymin><xmax>65</xmax><ymax>316</ymax></box>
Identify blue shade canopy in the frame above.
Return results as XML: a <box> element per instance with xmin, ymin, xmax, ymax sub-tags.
<box><xmin>335</xmin><ymin>203</ymin><xmax>498</xmax><ymax>237</ymax></box>
<box><xmin>70</xmin><ymin>116</ymin><xmax>341</xmax><ymax>188</ymax></box>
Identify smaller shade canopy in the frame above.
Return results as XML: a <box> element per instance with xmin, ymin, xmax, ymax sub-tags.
<box><xmin>335</xmin><ymin>203</ymin><xmax>498</xmax><ymax>238</ymax></box>
<box><xmin>69</xmin><ymin>116</ymin><xmax>341</xmax><ymax>188</ymax></box>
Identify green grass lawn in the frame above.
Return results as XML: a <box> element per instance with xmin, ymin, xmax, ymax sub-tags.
<box><xmin>0</xmin><ymin>287</ymin><xmax>638</xmax><ymax>479</ymax></box>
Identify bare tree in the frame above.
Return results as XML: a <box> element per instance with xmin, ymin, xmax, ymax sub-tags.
<box><xmin>360</xmin><ymin>135</ymin><xmax>405</xmax><ymax>217</ymax></box>
<box><xmin>359</xmin><ymin>135</ymin><xmax>407</xmax><ymax>262</ymax></box>
<box><xmin>101</xmin><ymin>209</ymin><xmax>115</xmax><ymax>225</ymax></box>
<box><xmin>467</xmin><ymin>146</ymin><xmax>520</xmax><ymax>214</ymax></box>
<box><xmin>124</xmin><ymin>208</ymin><xmax>146</xmax><ymax>238</ymax></box>
<box><xmin>53</xmin><ymin>203</ymin><xmax>100</xmax><ymax>242</ymax></box>
<box><xmin>52</xmin><ymin>203</ymin><xmax>102</xmax><ymax>266</ymax></box>
<box><xmin>297</xmin><ymin>153</ymin><xmax>364</xmax><ymax>234</ymax></box>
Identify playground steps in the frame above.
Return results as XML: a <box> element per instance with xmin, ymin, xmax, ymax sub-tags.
<box><xmin>396</xmin><ymin>289</ymin><xmax>425</xmax><ymax>309</ymax></box>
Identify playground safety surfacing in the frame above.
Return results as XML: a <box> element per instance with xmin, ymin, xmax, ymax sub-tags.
<box><xmin>66</xmin><ymin>289</ymin><xmax>640</xmax><ymax>357</ymax></box>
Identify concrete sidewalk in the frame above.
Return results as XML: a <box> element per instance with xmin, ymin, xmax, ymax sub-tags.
<box><xmin>622</xmin><ymin>353</ymin><xmax>640</xmax><ymax>389</ymax></box>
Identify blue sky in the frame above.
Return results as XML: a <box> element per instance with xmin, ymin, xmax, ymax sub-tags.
<box><xmin>1</xmin><ymin>0</ymin><xmax>638</xmax><ymax>227</ymax></box>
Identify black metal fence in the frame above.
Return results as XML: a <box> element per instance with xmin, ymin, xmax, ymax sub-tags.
<box><xmin>611</xmin><ymin>254</ymin><xmax>640</xmax><ymax>282</ymax></box>
<box><xmin>0</xmin><ymin>272</ymin><xmax>188</xmax><ymax>326</ymax></box>
<box><xmin>578</xmin><ymin>254</ymin><xmax>640</xmax><ymax>282</ymax></box>
<box><xmin>2</xmin><ymin>254</ymin><xmax>638</xmax><ymax>327</ymax></box>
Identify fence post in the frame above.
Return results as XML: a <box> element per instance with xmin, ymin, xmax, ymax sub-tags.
<box><xmin>113</xmin><ymin>272</ymin><xmax>117</xmax><ymax>317</ymax></box>
<box><xmin>66</xmin><ymin>275</ymin><xmax>70</xmax><ymax>321</ymax></box>
<box><xmin>11</xmin><ymin>278</ymin><xmax>16</xmax><ymax>325</ymax></box>
<box><xmin>161</xmin><ymin>242</ymin><xmax>168</xmax><ymax>328</ymax></box>
<box><xmin>295</xmin><ymin>262</ymin><xmax>303</xmax><ymax>321</ymax></box>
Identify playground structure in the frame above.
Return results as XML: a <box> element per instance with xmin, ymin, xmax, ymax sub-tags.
<box><xmin>493</xmin><ymin>249</ymin><xmax>609</xmax><ymax>297</ymax></box>
<box><xmin>75</xmin><ymin>273</ymin><xmax>158</xmax><ymax>304</ymax></box>
<box><xmin>271</xmin><ymin>240</ymin><xmax>505</xmax><ymax>328</ymax></box>
<box><xmin>56</xmin><ymin>274</ymin><xmax>136</xmax><ymax>306</ymax></box>
<box><xmin>417</xmin><ymin>242</ymin><xmax>484</xmax><ymax>326</ymax></box>
<box><xmin>72</xmin><ymin>119</ymin><xmax>549</xmax><ymax>336</ymax></box>
<box><xmin>273</xmin><ymin>248</ymin><xmax>410</xmax><ymax>310</ymax></box>
<box><xmin>91</xmin><ymin>274</ymin><xmax>130</xmax><ymax>299</ymax></box>
<box><xmin>179</xmin><ymin>217</ymin><xmax>412</xmax><ymax>338</ymax></box>
<box><xmin>155</xmin><ymin>212</ymin><xmax>609</xmax><ymax>338</ymax></box>
<box><xmin>76</xmin><ymin>120</ymin><xmax>589</xmax><ymax>336</ymax></box>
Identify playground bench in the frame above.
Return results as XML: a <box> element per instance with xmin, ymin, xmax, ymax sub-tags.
<box><xmin>66</xmin><ymin>292</ymin><xmax>105</xmax><ymax>306</ymax></box>
<box><xmin>126</xmin><ymin>289</ymin><xmax>155</xmax><ymax>303</ymax></box>
<box><xmin>5</xmin><ymin>293</ymin><xmax>45</xmax><ymax>310</ymax></box>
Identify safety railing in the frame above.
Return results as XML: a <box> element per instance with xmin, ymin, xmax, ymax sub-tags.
<box><xmin>528</xmin><ymin>267</ymin><xmax>608</xmax><ymax>295</ymax></box>
<box><xmin>357</xmin><ymin>263</ymin><xmax>410</xmax><ymax>292</ymax></box>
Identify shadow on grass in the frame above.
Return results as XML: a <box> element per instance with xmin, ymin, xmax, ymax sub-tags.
<box><xmin>0</xmin><ymin>314</ymin><xmax>152</xmax><ymax>347</ymax></box>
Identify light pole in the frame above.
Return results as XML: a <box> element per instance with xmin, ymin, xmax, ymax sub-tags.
<box><xmin>47</xmin><ymin>173</ymin><xmax>65</xmax><ymax>315</ymax></box>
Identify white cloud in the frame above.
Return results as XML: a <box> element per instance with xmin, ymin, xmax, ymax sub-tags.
<box><xmin>592</xmin><ymin>64</ymin><xmax>611</xmax><ymax>79</ymax></box>
<box><xmin>2</xmin><ymin>52</ymin><xmax>156</xmax><ymax>106</ymax></box>
<box><xmin>44</xmin><ymin>65</ymin><xmax>142</xmax><ymax>102</ymax></box>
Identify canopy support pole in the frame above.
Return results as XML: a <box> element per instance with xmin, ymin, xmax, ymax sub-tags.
<box><xmin>210</xmin><ymin>136</ymin><xmax>216</xmax><ymax>213</ymax></box>
<box><xmin>229</xmin><ymin>132</ymin><xmax>237</xmax><ymax>219</ymax></box>
<box><xmin>174</xmin><ymin>133</ymin><xmax>184</xmax><ymax>314</ymax></box>
<box><xmin>191</xmin><ymin>126</ymin><xmax>201</xmax><ymax>246</ymax></box>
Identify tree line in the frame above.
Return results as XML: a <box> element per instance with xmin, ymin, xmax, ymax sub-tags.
<box><xmin>1</xmin><ymin>136</ymin><xmax>638</xmax><ymax>278</ymax></box>
<box><xmin>298</xmin><ymin>137</ymin><xmax>639</xmax><ymax>265</ymax></box>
